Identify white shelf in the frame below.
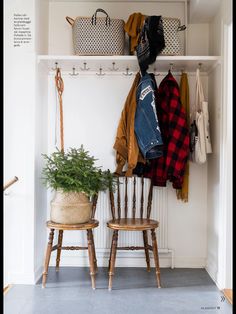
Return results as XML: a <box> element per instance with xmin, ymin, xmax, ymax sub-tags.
<box><xmin>37</xmin><ymin>55</ymin><xmax>221</xmax><ymax>74</ymax></box>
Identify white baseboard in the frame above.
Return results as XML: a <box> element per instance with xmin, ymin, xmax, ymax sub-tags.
<box><xmin>205</xmin><ymin>258</ymin><xmax>219</xmax><ymax>286</ymax></box>
<box><xmin>7</xmin><ymin>272</ymin><xmax>36</xmax><ymax>285</ymax></box>
<box><xmin>7</xmin><ymin>265</ymin><xmax>44</xmax><ymax>285</ymax></box>
<box><xmin>173</xmin><ymin>256</ymin><xmax>206</xmax><ymax>268</ymax></box>
<box><xmin>34</xmin><ymin>265</ymin><xmax>44</xmax><ymax>284</ymax></box>
<box><xmin>49</xmin><ymin>249</ymin><xmax>172</xmax><ymax>267</ymax></box>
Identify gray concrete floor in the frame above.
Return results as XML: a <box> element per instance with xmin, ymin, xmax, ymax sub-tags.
<box><xmin>4</xmin><ymin>267</ymin><xmax>232</xmax><ymax>314</ymax></box>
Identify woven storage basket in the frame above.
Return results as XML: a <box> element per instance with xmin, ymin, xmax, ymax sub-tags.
<box><xmin>129</xmin><ymin>16</ymin><xmax>186</xmax><ymax>56</ymax></box>
<box><xmin>160</xmin><ymin>17</ymin><xmax>186</xmax><ymax>56</ymax></box>
<box><xmin>66</xmin><ymin>8</ymin><xmax>125</xmax><ymax>56</ymax></box>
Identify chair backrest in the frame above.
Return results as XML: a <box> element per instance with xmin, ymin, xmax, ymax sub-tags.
<box><xmin>108</xmin><ymin>175</ymin><xmax>153</xmax><ymax>220</ymax></box>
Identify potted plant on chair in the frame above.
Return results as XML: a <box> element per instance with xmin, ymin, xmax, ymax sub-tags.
<box><xmin>42</xmin><ymin>145</ymin><xmax>113</xmax><ymax>224</ymax></box>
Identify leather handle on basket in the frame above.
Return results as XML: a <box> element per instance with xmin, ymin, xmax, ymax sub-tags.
<box><xmin>91</xmin><ymin>8</ymin><xmax>111</xmax><ymax>26</ymax></box>
<box><xmin>66</xmin><ymin>16</ymin><xmax>75</xmax><ymax>26</ymax></box>
<box><xmin>94</xmin><ymin>8</ymin><xmax>109</xmax><ymax>16</ymax></box>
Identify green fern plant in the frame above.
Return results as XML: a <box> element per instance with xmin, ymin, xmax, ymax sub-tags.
<box><xmin>42</xmin><ymin>145</ymin><xmax>114</xmax><ymax>197</ymax></box>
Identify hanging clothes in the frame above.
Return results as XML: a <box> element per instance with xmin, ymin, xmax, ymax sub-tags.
<box><xmin>191</xmin><ymin>68</ymin><xmax>213</xmax><ymax>164</ymax></box>
<box><xmin>136</xmin><ymin>16</ymin><xmax>165</xmax><ymax>74</ymax></box>
<box><xmin>176</xmin><ymin>72</ymin><xmax>190</xmax><ymax>201</ymax></box>
<box><xmin>113</xmin><ymin>72</ymin><xmax>145</xmax><ymax>177</ymax></box>
<box><xmin>124</xmin><ymin>13</ymin><xmax>146</xmax><ymax>54</ymax></box>
<box><xmin>143</xmin><ymin>71</ymin><xmax>190</xmax><ymax>189</ymax></box>
<box><xmin>135</xmin><ymin>72</ymin><xmax>163</xmax><ymax>159</ymax></box>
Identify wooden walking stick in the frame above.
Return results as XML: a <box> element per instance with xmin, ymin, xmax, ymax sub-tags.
<box><xmin>55</xmin><ymin>68</ymin><xmax>64</xmax><ymax>152</ymax></box>
<box><xmin>4</xmin><ymin>176</ymin><xmax>18</xmax><ymax>191</ymax></box>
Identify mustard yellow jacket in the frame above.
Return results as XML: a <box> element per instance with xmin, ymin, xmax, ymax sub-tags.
<box><xmin>113</xmin><ymin>72</ymin><xmax>145</xmax><ymax>176</ymax></box>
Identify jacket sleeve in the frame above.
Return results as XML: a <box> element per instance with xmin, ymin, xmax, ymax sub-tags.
<box><xmin>113</xmin><ymin>109</ymin><xmax>128</xmax><ymax>175</ymax></box>
<box><xmin>113</xmin><ymin>73</ymin><xmax>141</xmax><ymax>176</ymax></box>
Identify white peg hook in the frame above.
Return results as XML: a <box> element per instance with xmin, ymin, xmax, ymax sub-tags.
<box><xmin>123</xmin><ymin>67</ymin><xmax>132</xmax><ymax>76</ymax></box>
<box><xmin>109</xmin><ymin>62</ymin><xmax>119</xmax><ymax>71</ymax></box>
<box><xmin>80</xmin><ymin>62</ymin><xmax>90</xmax><ymax>71</ymax></box>
<box><xmin>96</xmin><ymin>67</ymin><xmax>105</xmax><ymax>76</ymax></box>
<box><xmin>52</xmin><ymin>62</ymin><xmax>59</xmax><ymax>71</ymax></box>
<box><xmin>69</xmin><ymin>67</ymin><xmax>79</xmax><ymax>76</ymax></box>
<box><xmin>153</xmin><ymin>67</ymin><xmax>160</xmax><ymax>76</ymax></box>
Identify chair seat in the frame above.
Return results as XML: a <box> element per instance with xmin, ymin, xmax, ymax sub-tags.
<box><xmin>107</xmin><ymin>218</ymin><xmax>159</xmax><ymax>231</ymax></box>
<box><xmin>46</xmin><ymin>219</ymin><xmax>99</xmax><ymax>230</ymax></box>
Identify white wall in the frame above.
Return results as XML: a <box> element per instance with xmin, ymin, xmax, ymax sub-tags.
<box><xmin>5</xmin><ymin>0</ymin><xmax>229</xmax><ymax>285</ymax></box>
<box><xmin>48</xmin><ymin>1</ymin><xmax>186</xmax><ymax>55</ymax></box>
<box><xmin>188</xmin><ymin>0</ymin><xmax>221</xmax><ymax>23</ymax></box>
<box><xmin>4</xmin><ymin>0</ymin><xmax>49</xmax><ymax>285</ymax></box>
<box><xmin>224</xmin><ymin>22</ymin><xmax>232</xmax><ymax>290</ymax></box>
<box><xmin>206</xmin><ymin>0</ymin><xmax>232</xmax><ymax>289</ymax></box>
<box><xmin>186</xmin><ymin>24</ymin><xmax>209</xmax><ymax>55</ymax></box>
<box><xmin>4</xmin><ymin>0</ymin><xmax>37</xmax><ymax>285</ymax></box>
<box><xmin>46</xmin><ymin>69</ymin><xmax>208</xmax><ymax>268</ymax></box>
<box><xmin>34</xmin><ymin>0</ymin><xmax>50</xmax><ymax>283</ymax></box>
<box><xmin>48</xmin><ymin>1</ymin><xmax>211</xmax><ymax>57</ymax></box>
<box><xmin>44</xmin><ymin>0</ymin><xmax>209</xmax><ymax>270</ymax></box>
<box><xmin>206</xmin><ymin>64</ymin><xmax>221</xmax><ymax>283</ymax></box>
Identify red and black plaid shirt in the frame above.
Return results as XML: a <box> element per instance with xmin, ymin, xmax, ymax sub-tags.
<box><xmin>144</xmin><ymin>71</ymin><xmax>189</xmax><ymax>189</ymax></box>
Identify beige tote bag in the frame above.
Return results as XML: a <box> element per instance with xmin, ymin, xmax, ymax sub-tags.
<box><xmin>193</xmin><ymin>68</ymin><xmax>212</xmax><ymax>164</ymax></box>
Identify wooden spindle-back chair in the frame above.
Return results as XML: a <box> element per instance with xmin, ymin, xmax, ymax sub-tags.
<box><xmin>42</xmin><ymin>194</ymin><xmax>99</xmax><ymax>289</ymax></box>
<box><xmin>107</xmin><ymin>175</ymin><xmax>161</xmax><ymax>290</ymax></box>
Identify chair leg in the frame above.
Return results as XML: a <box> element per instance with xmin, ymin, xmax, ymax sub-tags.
<box><xmin>151</xmin><ymin>229</ymin><xmax>161</xmax><ymax>288</ymax></box>
<box><xmin>87</xmin><ymin>229</ymin><xmax>96</xmax><ymax>290</ymax></box>
<box><xmin>108</xmin><ymin>232</ymin><xmax>114</xmax><ymax>272</ymax></box>
<box><xmin>108</xmin><ymin>230</ymin><xmax>119</xmax><ymax>291</ymax></box>
<box><xmin>42</xmin><ymin>229</ymin><xmax>55</xmax><ymax>288</ymax></box>
<box><xmin>143</xmin><ymin>230</ymin><xmax>150</xmax><ymax>272</ymax></box>
<box><xmin>56</xmin><ymin>230</ymin><xmax>63</xmax><ymax>271</ymax></box>
<box><xmin>91</xmin><ymin>230</ymin><xmax>98</xmax><ymax>273</ymax></box>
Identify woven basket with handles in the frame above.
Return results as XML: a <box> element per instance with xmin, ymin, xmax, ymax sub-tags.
<box><xmin>66</xmin><ymin>8</ymin><xmax>125</xmax><ymax>55</ymax></box>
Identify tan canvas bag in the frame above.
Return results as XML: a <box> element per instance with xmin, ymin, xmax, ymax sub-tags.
<box><xmin>193</xmin><ymin>68</ymin><xmax>212</xmax><ymax>164</ymax></box>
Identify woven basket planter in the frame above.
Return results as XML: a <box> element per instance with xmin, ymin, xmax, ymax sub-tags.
<box><xmin>50</xmin><ymin>190</ymin><xmax>92</xmax><ymax>224</ymax></box>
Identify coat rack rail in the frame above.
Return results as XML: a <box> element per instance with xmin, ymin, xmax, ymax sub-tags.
<box><xmin>38</xmin><ymin>55</ymin><xmax>221</xmax><ymax>75</ymax></box>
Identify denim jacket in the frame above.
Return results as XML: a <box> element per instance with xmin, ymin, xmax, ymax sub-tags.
<box><xmin>135</xmin><ymin>73</ymin><xmax>163</xmax><ymax>159</ymax></box>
